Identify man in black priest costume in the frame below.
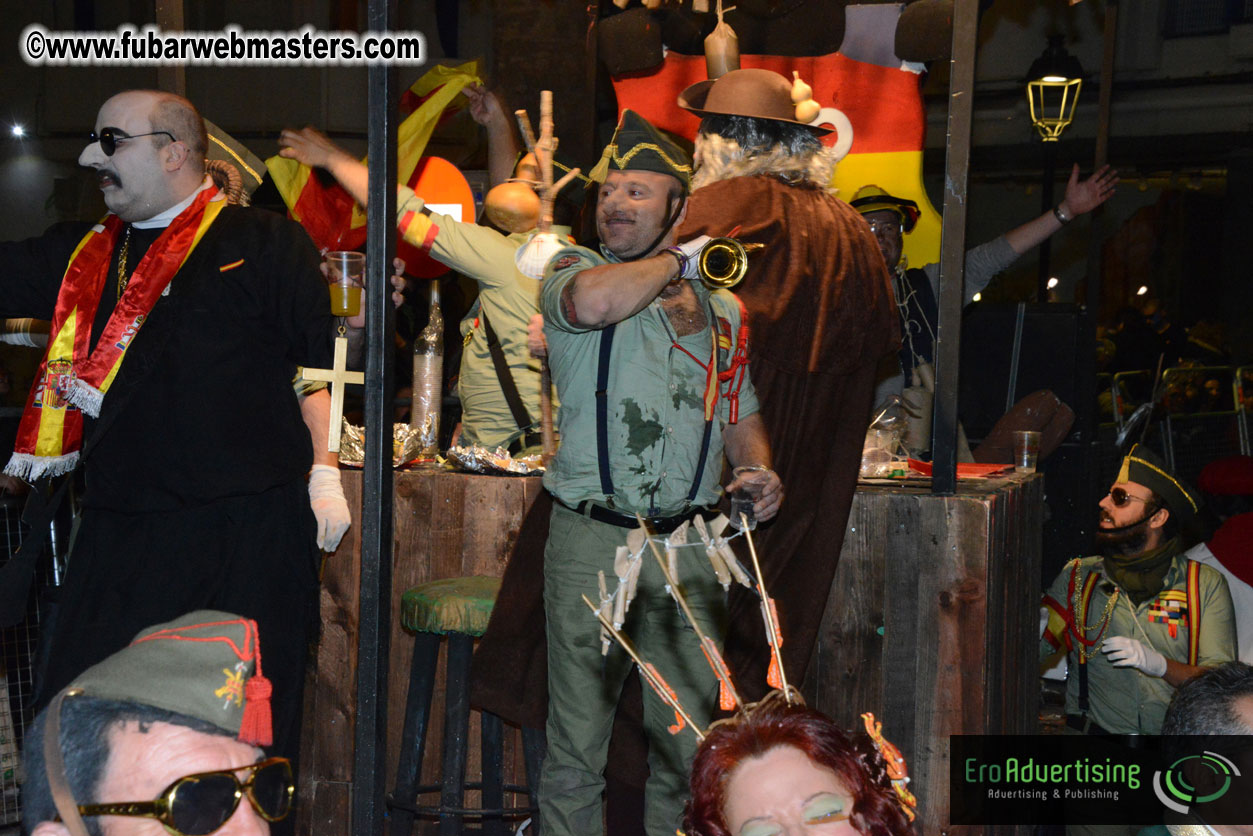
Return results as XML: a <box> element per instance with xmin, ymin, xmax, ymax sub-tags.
<box><xmin>0</xmin><ymin>89</ymin><xmax>333</xmax><ymax>769</ymax></box>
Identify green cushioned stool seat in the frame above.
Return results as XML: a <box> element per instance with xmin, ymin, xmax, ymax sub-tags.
<box><xmin>401</xmin><ymin>576</ymin><xmax>501</xmax><ymax>637</ymax></box>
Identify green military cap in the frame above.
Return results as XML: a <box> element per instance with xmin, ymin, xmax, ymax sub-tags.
<box><xmin>64</xmin><ymin>610</ymin><xmax>274</xmax><ymax>746</ymax></box>
<box><xmin>587</xmin><ymin>109</ymin><xmax>692</xmax><ymax>192</ymax></box>
<box><xmin>1116</xmin><ymin>443</ymin><xmax>1202</xmax><ymax>525</ymax></box>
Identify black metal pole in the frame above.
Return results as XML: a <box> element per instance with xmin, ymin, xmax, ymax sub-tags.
<box><xmin>1038</xmin><ymin>140</ymin><xmax>1056</xmax><ymax>301</ymax></box>
<box><xmin>931</xmin><ymin>0</ymin><xmax>979</xmax><ymax>496</ymax></box>
<box><xmin>353</xmin><ymin>0</ymin><xmax>398</xmax><ymax>832</ymax></box>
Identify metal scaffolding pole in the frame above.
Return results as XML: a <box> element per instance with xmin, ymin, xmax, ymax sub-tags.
<box><xmin>353</xmin><ymin>0</ymin><xmax>399</xmax><ymax>831</ymax></box>
<box><xmin>931</xmin><ymin>0</ymin><xmax>980</xmax><ymax>495</ymax></box>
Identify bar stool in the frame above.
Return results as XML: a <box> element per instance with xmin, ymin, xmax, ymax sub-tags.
<box><xmin>388</xmin><ymin>575</ymin><xmax>545</xmax><ymax>836</ymax></box>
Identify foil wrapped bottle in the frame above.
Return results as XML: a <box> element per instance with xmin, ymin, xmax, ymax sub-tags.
<box><xmin>410</xmin><ymin>283</ymin><xmax>443</xmax><ymax>461</ymax></box>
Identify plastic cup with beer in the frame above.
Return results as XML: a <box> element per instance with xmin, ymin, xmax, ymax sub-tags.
<box><xmin>325</xmin><ymin>251</ymin><xmax>365</xmax><ymax>317</ymax></box>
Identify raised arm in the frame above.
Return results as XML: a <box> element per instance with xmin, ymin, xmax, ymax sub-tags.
<box><xmin>559</xmin><ymin>252</ymin><xmax>684</xmax><ymax>329</ymax></box>
<box><xmin>279</xmin><ymin>127</ymin><xmax>370</xmax><ymax>207</ymax></box>
<box><xmin>464</xmin><ymin>83</ymin><xmax>519</xmax><ymax>188</ymax></box>
<box><xmin>1003</xmin><ymin>164</ymin><xmax>1118</xmax><ymax>255</ymax></box>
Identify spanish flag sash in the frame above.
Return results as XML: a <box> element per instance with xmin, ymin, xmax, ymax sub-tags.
<box><xmin>4</xmin><ymin>188</ymin><xmax>226</xmax><ymax>482</ymax></box>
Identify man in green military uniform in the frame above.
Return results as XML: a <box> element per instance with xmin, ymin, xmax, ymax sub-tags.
<box><xmin>279</xmin><ymin>85</ymin><xmax>579</xmax><ymax>453</ymax></box>
<box><xmin>1042</xmin><ymin>444</ymin><xmax>1237</xmax><ymax>836</ymax></box>
<box><xmin>537</xmin><ymin>110</ymin><xmax>782</xmax><ymax>836</ymax></box>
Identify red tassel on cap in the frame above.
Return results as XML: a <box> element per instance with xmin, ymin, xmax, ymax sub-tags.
<box><xmin>239</xmin><ymin>622</ymin><xmax>273</xmax><ymax>747</ymax></box>
<box><xmin>240</xmin><ymin>673</ymin><xmax>273</xmax><ymax>747</ymax></box>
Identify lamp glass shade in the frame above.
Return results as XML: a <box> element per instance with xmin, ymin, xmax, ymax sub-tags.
<box><xmin>1026</xmin><ymin>77</ymin><xmax>1082</xmax><ymax>141</ymax></box>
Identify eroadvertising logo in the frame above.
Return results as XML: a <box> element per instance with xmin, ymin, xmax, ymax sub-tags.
<box><xmin>950</xmin><ymin>736</ymin><xmax>1253</xmax><ymax>827</ymax></box>
<box><xmin>1153</xmin><ymin>751</ymin><xmax>1239</xmax><ymax>815</ymax></box>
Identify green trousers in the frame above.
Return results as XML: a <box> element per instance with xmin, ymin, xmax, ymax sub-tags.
<box><xmin>538</xmin><ymin>503</ymin><xmax>724</xmax><ymax>836</ymax></box>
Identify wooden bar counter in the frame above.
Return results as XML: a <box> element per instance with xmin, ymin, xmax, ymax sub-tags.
<box><xmin>803</xmin><ymin>473</ymin><xmax>1044</xmax><ymax>836</ymax></box>
<box><xmin>300</xmin><ymin>469</ymin><xmax>1042</xmax><ymax>836</ymax></box>
<box><xmin>298</xmin><ymin>468</ymin><xmax>545</xmax><ymax>833</ymax></box>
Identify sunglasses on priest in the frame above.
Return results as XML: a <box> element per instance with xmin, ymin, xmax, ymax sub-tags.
<box><xmin>88</xmin><ymin>127</ymin><xmax>177</xmax><ymax>156</ymax></box>
<box><xmin>72</xmin><ymin>757</ymin><xmax>293</xmax><ymax>835</ymax></box>
<box><xmin>1107</xmin><ymin>486</ymin><xmax>1159</xmax><ymax>510</ymax></box>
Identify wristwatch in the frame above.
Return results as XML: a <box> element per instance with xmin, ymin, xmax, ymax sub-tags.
<box><xmin>1052</xmin><ymin>204</ymin><xmax>1072</xmax><ymax>224</ymax></box>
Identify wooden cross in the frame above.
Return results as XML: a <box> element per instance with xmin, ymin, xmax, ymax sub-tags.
<box><xmin>301</xmin><ymin>335</ymin><xmax>364</xmax><ymax>453</ymax></box>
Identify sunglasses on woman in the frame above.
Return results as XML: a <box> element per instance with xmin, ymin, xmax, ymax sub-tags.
<box><xmin>76</xmin><ymin>757</ymin><xmax>293</xmax><ymax>835</ymax></box>
<box><xmin>88</xmin><ymin>127</ymin><xmax>177</xmax><ymax>156</ymax></box>
<box><xmin>1107</xmin><ymin>487</ymin><xmax>1156</xmax><ymax>509</ymax></box>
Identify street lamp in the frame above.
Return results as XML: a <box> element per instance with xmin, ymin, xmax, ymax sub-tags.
<box><xmin>1025</xmin><ymin>35</ymin><xmax>1084</xmax><ymax>301</ymax></box>
<box><xmin>1025</xmin><ymin>35</ymin><xmax>1084</xmax><ymax>142</ymax></box>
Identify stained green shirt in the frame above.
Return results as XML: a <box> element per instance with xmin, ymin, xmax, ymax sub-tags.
<box><xmin>540</xmin><ymin>244</ymin><xmax>759</xmax><ymax>515</ymax></box>
<box><xmin>396</xmin><ymin>185</ymin><xmax>564</xmax><ymax>450</ymax></box>
<box><xmin>1041</xmin><ymin>553</ymin><xmax>1236</xmax><ymax>734</ymax></box>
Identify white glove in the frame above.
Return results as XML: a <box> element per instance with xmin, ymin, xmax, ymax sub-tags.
<box><xmin>308</xmin><ymin>464</ymin><xmax>351</xmax><ymax>552</ymax></box>
<box><xmin>670</xmin><ymin>235</ymin><xmax>712</xmax><ymax>280</ymax></box>
<box><xmin>1101</xmin><ymin>635</ymin><xmax>1168</xmax><ymax>677</ymax></box>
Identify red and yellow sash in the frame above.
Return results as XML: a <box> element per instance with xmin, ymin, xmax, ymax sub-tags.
<box><xmin>4</xmin><ymin>189</ymin><xmax>225</xmax><ymax>481</ymax></box>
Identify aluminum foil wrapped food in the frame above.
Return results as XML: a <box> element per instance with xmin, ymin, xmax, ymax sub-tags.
<box><xmin>337</xmin><ymin>419</ymin><xmax>430</xmax><ymax>468</ymax></box>
<box><xmin>444</xmin><ymin>445</ymin><xmax>545</xmax><ymax>476</ymax></box>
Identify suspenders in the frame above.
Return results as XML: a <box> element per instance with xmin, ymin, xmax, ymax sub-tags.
<box><xmin>480</xmin><ymin>310</ymin><xmax>539</xmax><ymax>450</ymax></box>
<box><xmin>593</xmin><ymin>312</ymin><xmax>717</xmax><ymax>514</ymax></box>
<box><xmin>1075</xmin><ymin>559</ymin><xmax>1204</xmax><ymax>716</ymax></box>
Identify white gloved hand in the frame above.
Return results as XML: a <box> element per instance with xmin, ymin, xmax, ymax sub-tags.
<box><xmin>308</xmin><ymin>464</ymin><xmax>351</xmax><ymax>552</ymax></box>
<box><xmin>1101</xmin><ymin>635</ymin><xmax>1168</xmax><ymax>677</ymax></box>
<box><xmin>670</xmin><ymin>235</ymin><xmax>712</xmax><ymax>280</ymax></box>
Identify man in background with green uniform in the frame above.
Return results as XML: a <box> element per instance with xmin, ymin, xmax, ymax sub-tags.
<box><xmin>1041</xmin><ymin>444</ymin><xmax>1237</xmax><ymax>835</ymax></box>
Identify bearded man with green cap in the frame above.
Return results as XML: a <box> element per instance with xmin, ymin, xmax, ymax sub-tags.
<box><xmin>535</xmin><ymin>109</ymin><xmax>781</xmax><ymax>836</ymax></box>
<box><xmin>1041</xmin><ymin>445</ymin><xmax>1236</xmax><ymax>719</ymax></box>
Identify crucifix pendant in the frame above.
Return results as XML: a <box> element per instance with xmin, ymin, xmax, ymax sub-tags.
<box><xmin>301</xmin><ymin>334</ymin><xmax>364</xmax><ymax>453</ymax></box>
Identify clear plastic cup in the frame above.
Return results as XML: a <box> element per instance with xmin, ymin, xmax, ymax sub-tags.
<box><xmin>325</xmin><ymin>251</ymin><xmax>365</xmax><ymax>317</ymax></box>
<box><xmin>728</xmin><ymin>465</ymin><xmax>771</xmax><ymax>531</ymax></box>
<box><xmin>1013</xmin><ymin>430</ymin><xmax>1041</xmax><ymax>474</ymax></box>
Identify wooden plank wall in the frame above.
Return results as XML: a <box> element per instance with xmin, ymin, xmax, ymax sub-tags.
<box><xmin>298</xmin><ymin>470</ymin><xmax>545</xmax><ymax>835</ymax></box>
<box><xmin>803</xmin><ymin>475</ymin><xmax>1044</xmax><ymax>836</ymax></box>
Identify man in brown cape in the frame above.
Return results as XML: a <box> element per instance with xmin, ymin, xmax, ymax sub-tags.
<box><xmin>676</xmin><ymin>67</ymin><xmax>898</xmax><ymax>697</ymax></box>
<box><xmin>470</xmin><ymin>69</ymin><xmax>897</xmax><ymax>829</ymax></box>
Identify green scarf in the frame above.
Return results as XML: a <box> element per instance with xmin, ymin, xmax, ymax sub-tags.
<box><xmin>1103</xmin><ymin>537</ymin><xmax>1182</xmax><ymax>605</ymax></box>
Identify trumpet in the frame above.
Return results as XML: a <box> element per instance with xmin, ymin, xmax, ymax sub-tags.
<box><xmin>698</xmin><ymin>237</ymin><xmax>765</xmax><ymax>289</ymax></box>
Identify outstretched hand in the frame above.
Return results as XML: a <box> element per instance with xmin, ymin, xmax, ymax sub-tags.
<box><xmin>279</xmin><ymin>126</ymin><xmax>354</xmax><ymax>171</ymax></box>
<box><xmin>1062</xmin><ymin>163</ymin><xmax>1118</xmax><ymax>217</ymax></box>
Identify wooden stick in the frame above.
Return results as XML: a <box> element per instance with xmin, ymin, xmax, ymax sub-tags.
<box><xmin>581</xmin><ymin>595</ymin><xmax>705</xmax><ymax>739</ymax></box>
<box><xmin>536</xmin><ymin>91</ymin><xmax>556</xmax><ymax>234</ymax></box>
<box><xmin>514</xmin><ymin>109</ymin><xmax>537</xmax><ymax>152</ymax></box>
<box><xmin>552</xmin><ymin>167</ymin><xmax>582</xmax><ymax>197</ymax></box>
<box><xmin>540</xmin><ymin>359</ymin><xmax>555</xmax><ymax>464</ymax></box>
<box><xmin>742</xmin><ymin>522</ymin><xmax>793</xmax><ymax>702</ymax></box>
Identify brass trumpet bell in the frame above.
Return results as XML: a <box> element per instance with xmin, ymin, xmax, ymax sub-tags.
<box><xmin>698</xmin><ymin>237</ymin><xmax>764</xmax><ymax>289</ymax></box>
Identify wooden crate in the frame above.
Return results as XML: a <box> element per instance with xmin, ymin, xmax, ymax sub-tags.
<box><xmin>803</xmin><ymin>474</ymin><xmax>1044</xmax><ymax>836</ymax></box>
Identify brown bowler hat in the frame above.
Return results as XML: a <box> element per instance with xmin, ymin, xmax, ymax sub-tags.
<box><xmin>678</xmin><ymin>68</ymin><xmax>832</xmax><ymax>135</ymax></box>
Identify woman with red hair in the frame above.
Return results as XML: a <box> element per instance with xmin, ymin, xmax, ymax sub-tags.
<box><xmin>684</xmin><ymin>693</ymin><xmax>915</xmax><ymax>836</ymax></box>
